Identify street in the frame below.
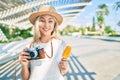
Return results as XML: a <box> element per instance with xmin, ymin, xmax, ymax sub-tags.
<box><xmin>62</xmin><ymin>36</ymin><xmax>120</xmax><ymax>80</ymax></box>
<box><xmin>0</xmin><ymin>36</ymin><xmax>120</xmax><ymax>80</ymax></box>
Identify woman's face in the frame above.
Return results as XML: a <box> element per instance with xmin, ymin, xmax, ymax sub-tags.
<box><xmin>38</xmin><ymin>15</ymin><xmax>55</xmax><ymax>36</ymax></box>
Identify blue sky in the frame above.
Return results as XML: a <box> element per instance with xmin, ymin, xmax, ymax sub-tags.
<box><xmin>24</xmin><ymin>0</ymin><xmax>120</xmax><ymax>32</ymax></box>
<box><xmin>69</xmin><ymin>0</ymin><xmax>120</xmax><ymax>32</ymax></box>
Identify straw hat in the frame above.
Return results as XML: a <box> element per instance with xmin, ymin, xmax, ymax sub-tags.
<box><xmin>29</xmin><ymin>5</ymin><xmax>63</xmax><ymax>25</ymax></box>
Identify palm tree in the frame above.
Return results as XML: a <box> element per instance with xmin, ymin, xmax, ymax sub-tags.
<box><xmin>117</xmin><ymin>21</ymin><xmax>120</xmax><ymax>27</ymax></box>
<box><xmin>114</xmin><ymin>0</ymin><xmax>120</xmax><ymax>11</ymax></box>
<box><xmin>114</xmin><ymin>0</ymin><xmax>120</xmax><ymax>27</ymax></box>
<box><xmin>96</xmin><ymin>4</ymin><xmax>109</xmax><ymax>35</ymax></box>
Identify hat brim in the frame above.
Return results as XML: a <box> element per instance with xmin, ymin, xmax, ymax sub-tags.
<box><xmin>29</xmin><ymin>11</ymin><xmax>63</xmax><ymax>25</ymax></box>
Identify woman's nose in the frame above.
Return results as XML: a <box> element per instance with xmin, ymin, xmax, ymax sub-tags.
<box><xmin>44</xmin><ymin>22</ymin><xmax>49</xmax><ymax>27</ymax></box>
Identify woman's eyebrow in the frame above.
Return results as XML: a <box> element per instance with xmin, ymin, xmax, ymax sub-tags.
<box><xmin>39</xmin><ymin>16</ymin><xmax>54</xmax><ymax>20</ymax></box>
<box><xmin>48</xmin><ymin>18</ymin><xmax>54</xmax><ymax>20</ymax></box>
<box><xmin>39</xmin><ymin>17</ymin><xmax>44</xmax><ymax>19</ymax></box>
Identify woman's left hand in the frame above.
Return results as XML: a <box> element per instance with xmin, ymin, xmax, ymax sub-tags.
<box><xmin>59</xmin><ymin>58</ymin><xmax>69</xmax><ymax>75</ymax></box>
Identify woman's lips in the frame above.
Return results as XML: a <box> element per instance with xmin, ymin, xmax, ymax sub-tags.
<box><xmin>43</xmin><ymin>28</ymin><xmax>50</xmax><ymax>32</ymax></box>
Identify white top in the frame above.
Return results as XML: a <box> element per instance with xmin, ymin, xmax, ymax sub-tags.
<box><xmin>29</xmin><ymin>38</ymin><xmax>66</xmax><ymax>80</ymax></box>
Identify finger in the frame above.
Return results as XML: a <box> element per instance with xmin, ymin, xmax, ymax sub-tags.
<box><xmin>60</xmin><ymin>65</ymin><xmax>66</xmax><ymax>69</ymax></box>
<box><xmin>22</xmin><ymin>58</ymin><xmax>29</xmax><ymax>62</ymax></box>
<box><xmin>21</xmin><ymin>58</ymin><xmax>27</xmax><ymax>62</ymax></box>
<box><xmin>61</xmin><ymin>58</ymin><xmax>68</xmax><ymax>61</ymax></box>
<box><xmin>60</xmin><ymin>62</ymin><xmax>68</xmax><ymax>68</ymax></box>
<box><xmin>59</xmin><ymin>62</ymin><xmax>65</xmax><ymax>68</ymax></box>
<box><xmin>59</xmin><ymin>60</ymin><xmax>67</xmax><ymax>65</ymax></box>
<box><xmin>61</xmin><ymin>61</ymin><xmax>68</xmax><ymax>66</ymax></box>
<box><xmin>20</xmin><ymin>52</ymin><xmax>29</xmax><ymax>56</ymax></box>
<box><xmin>23</xmin><ymin>56</ymin><xmax>31</xmax><ymax>60</ymax></box>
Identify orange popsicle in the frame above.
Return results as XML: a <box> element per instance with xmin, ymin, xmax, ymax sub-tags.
<box><xmin>62</xmin><ymin>46</ymin><xmax>71</xmax><ymax>58</ymax></box>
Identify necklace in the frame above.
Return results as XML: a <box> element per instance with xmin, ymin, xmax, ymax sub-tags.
<box><xmin>44</xmin><ymin>41</ymin><xmax>53</xmax><ymax>58</ymax></box>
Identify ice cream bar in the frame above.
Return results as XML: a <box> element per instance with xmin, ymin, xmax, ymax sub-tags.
<box><xmin>62</xmin><ymin>46</ymin><xmax>71</xmax><ymax>58</ymax></box>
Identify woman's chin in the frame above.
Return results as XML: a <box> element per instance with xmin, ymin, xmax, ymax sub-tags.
<box><xmin>43</xmin><ymin>33</ymin><xmax>51</xmax><ymax>36</ymax></box>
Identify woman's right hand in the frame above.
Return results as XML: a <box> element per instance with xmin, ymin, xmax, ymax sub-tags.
<box><xmin>19</xmin><ymin>51</ymin><xmax>31</xmax><ymax>66</ymax></box>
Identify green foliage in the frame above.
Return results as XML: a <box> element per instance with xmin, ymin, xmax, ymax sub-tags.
<box><xmin>117</xmin><ymin>21</ymin><xmax>120</xmax><ymax>27</ymax></box>
<box><xmin>0</xmin><ymin>24</ymin><xmax>33</xmax><ymax>43</ymax></box>
<box><xmin>61</xmin><ymin>25</ymin><xmax>81</xmax><ymax>35</ymax></box>
<box><xmin>104</xmin><ymin>25</ymin><xmax>111</xmax><ymax>33</ymax></box>
<box><xmin>80</xmin><ymin>28</ymin><xmax>86</xmax><ymax>35</ymax></box>
<box><xmin>91</xmin><ymin>27</ymin><xmax>96</xmax><ymax>31</ymax></box>
<box><xmin>0</xmin><ymin>40</ymin><xmax>8</xmax><ymax>43</ymax></box>
<box><xmin>114</xmin><ymin>1</ymin><xmax>120</xmax><ymax>28</ymax></box>
<box><xmin>96</xmin><ymin>4</ymin><xmax>109</xmax><ymax>30</ymax></box>
<box><xmin>87</xmin><ymin>34</ymin><xmax>100</xmax><ymax>36</ymax></box>
<box><xmin>0</xmin><ymin>24</ymin><xmax>10</xmax><ymax>39</ymax></box>
<box><xmin>109</xmin><ymin>34</ymin><xmax>120</xmax><ymax>37</ymax></box>
<box><xmin>98</xmin><ymin>4</ymin><xmax>109</xmax><ymax>15</ymax></box>
<box><xmin>86</xmin><ymin>27</ymin><xmax>90</xmax><ymax>31</ymax></box>
<box><xmin>19</xmin><ymin>29</ymin><xmax>32</xmax><ymax>38</ymax></box>
<box><xmin>104</xmin><ymin>25</ymin><xmax>116</xmax><ymax>35</ymax></box>
<box><xmin>114</xmin><ymin>1</ymin><xmax>120</xmax><ymax>11</ymax></box>
<box><xmin>86</xmin><ymin>26</ymin><xmax>96</xmax><ymax>32</ymax></box>
<box><xmin>97</xmin><ymin>15</ymin><xmax>104</xmax><ymax>24</ymax></box>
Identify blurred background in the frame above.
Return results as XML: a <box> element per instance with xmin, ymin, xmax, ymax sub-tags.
<box><xmin>0</xmin><ymin>0</ymin><xmax>120</xmax><ymax>80</ymax></box>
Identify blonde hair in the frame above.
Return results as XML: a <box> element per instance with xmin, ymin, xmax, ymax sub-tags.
<box><xmin>33</xmin><ymin>16</ymin><xmax>59</xmax><ymax>43</ymax></box>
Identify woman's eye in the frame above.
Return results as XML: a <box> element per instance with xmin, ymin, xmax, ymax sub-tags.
<box><xmin>49</xmin><ymin>21</ymin><xmax>53</xmax><ymax>23</ymax></box>
<box><xmin>40</xmin><ymin>19</ymin><xmax>45</xmax><ymax>22</ymax></box>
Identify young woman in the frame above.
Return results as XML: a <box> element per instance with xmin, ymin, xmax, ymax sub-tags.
<box><xmin>19</xmin><ymin>5</ymin><xmax>70</xmax><ymax>80</ymax></box>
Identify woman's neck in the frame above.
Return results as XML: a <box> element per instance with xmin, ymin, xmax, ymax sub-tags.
<box><xmin>40</xmin><ymin>36</ymin><xmax>52</xmax><ymax>43</ymax></box>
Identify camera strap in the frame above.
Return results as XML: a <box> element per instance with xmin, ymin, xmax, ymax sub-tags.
<box><xmin>44</xmin><ymin>41</ymin><xmax>53</xmax><ymax>58</ymax></box>
<box><xmin>29</xmin><ymin>40</ymin><xmax>53</xmax><ymax>59</ymax></box>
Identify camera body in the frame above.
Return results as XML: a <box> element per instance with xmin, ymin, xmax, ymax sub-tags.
<box><xmin>25</xmin><ymin>46</ymin><xmax>44</xmax><ymax>59</ymax></box>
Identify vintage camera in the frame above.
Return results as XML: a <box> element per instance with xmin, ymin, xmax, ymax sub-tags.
<box><xmin>24</xmin><ymin>46</ymin><xmax>45</xmax><ymax>59</ymax></box>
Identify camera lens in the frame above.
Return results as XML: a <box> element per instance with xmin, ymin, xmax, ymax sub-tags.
<box><xmin>29</xmin><ymin>52</ymin><xmax>35</xmax><ymax>58</ymax></box>
<box><xmin>25</xmin><ymin>47</ymin><xmax>40</xmax><ymax>59</ymax></box>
